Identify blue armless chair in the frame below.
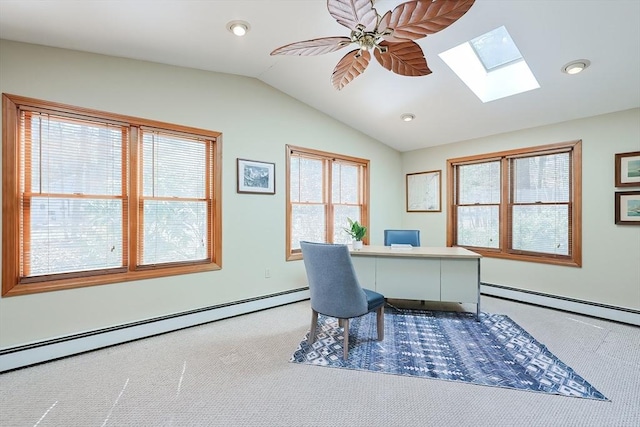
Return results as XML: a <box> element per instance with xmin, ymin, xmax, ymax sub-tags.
<box><xmin>383</xmin><ymin>229</ymin><xmax>421</xmax><ymax>247</ymax></box>
<box><xmin>300</xmin><ymin>241</ymin><xmax>385</xmax><ymax>360</ymax></box>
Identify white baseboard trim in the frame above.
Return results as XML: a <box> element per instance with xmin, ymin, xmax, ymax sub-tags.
<box><xmin>481</xmin><ymin>283</ymin><xmax>640</xmax><ymax>326</ymax></box>
<box><xmin>4</xmin><ymin>285</ymin><xmax>636</xmax><ymax>372</ymax></box>
<box><xmin>0</xmin><ymin>288</ymin><xmax>310</xmax><ymax>373</ymax></box>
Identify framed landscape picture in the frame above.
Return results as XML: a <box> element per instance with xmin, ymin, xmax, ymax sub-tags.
<box><xmin>406</xmin><ymin>170</ymin><xmax>441</xmax><ymax>212</ymax></box>
<box><xmin>615</xmin><ymin>191</ymin><xmax>640</xmax><ymax>225</ymax></box>
<box><xmin>237</xmin><ymin>158</ymin><xmax>275</xmax><ymax>194</ymax></box>
<box><xmin>615</xmin><ymin>151</ymin><xmax>640</xmax><ymax>187</ymax></box>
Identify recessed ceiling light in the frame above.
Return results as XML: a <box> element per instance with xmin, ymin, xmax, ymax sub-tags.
<box><xmin>227</xmin><ymin>20</ymin><xmax>250</xmax><ymax>37</ymax></box>
<box><xmin>401</xmin><ymin>113</ymin><xmax>415</xmax><ymax>122</ymax></box>
<box><xmin>562</xmin><ymin>59</ymin><xmax>590</xmax><ymax>75</ymax></box>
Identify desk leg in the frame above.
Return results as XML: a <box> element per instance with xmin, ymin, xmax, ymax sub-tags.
<box><xmin>476</xmin><ymin>258</ymin><xmax>481</xmax><ymax>322</ymax></box>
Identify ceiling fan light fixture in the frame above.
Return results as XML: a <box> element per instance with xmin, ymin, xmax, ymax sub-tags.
<box><xmin>401</xmin><ymin>113</ymin><xmax>415</xmax><ymax>122</ymax></box>
<box><xmin>270</xmin><ymin>0</ymin><xmax>476</xmax><ymax>90</ymax></box>
<box><xmin>227</xmin><ymin>20</ymin><xmax>250</xmax><ymax>37</ymax></box>
<box><xmin>562</xmin><ymin>59</ymin><xmax>590</xmax><ymax>75</ymax></box>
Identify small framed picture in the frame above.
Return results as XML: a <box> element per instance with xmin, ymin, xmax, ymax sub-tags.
<box><xmin>237</xmin><ymin>158</ymin><xmax>275</xmax><ymax>194</ymax></box>
<box><xmin>615</xmin><ymin>191</ymin><xmax>640</xmax><ymax>225</ymax></box>
<box><xmin>615</xmin><ymin>151</ymin><xmax>640</xmax><ymax>187</ymax></box>
<box><xmin>406</xmin><ymin>170</ymin><xmax>441</xmax><ymax>212</ymax></box>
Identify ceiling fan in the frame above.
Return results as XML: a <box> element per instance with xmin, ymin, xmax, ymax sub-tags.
<box><xmin>270</xmin><ymin>0</ymin><xmax>475</xmax><ymax>90</ymax></box>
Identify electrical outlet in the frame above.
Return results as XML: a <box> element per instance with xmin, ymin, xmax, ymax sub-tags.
<box><xmin>265</xmin><ymin>268</ymin><xmax>271</xmax><ymax>278</ymax></box>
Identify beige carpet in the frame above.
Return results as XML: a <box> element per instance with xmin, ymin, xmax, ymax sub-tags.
<box><xmin>0</xmin><ymin>296</ymin><xmax>638</xmax><ymax>426</ymax></box>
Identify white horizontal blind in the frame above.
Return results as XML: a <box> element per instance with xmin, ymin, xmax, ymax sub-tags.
<box><xmin>20</xmin><ymin>110</ymin><xmax>127</xmax><ymax>278</ymax></box>
<box><xmin>289</xmin><ymin>154</ymin><xmax>326</xmax><ymax>250</ymax></box>
<box><xmin>510</xmin><ymin>152</ymin><xmax>571</xmax><ymax>255</ymax></box>
<box><xmin>140</xmin><ymin>130</ymin><xmax>209</xmax><ymax>265</ymax></box>
<box><xmin>456</xmin><ymin>161</ymin><xmax>500</xmax><ymax>248</ymax></box>
<box><xmin>288</xmin><ymin>147</ymin><xmax>369</xmax><ymax>256</ymax></box>
<box><xmin>332</xmin><ymin>161</ymin><xmax>362</xmax><ymax>244</ymax></box>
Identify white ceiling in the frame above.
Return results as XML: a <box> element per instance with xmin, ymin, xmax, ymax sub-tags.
<box><xmin>1</xmin><ymin>0</ymin><xmax>639</xmax><ymax>152</ymax></box>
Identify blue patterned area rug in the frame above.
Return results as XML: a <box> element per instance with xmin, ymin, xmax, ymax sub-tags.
<box><xmin>290</xmin><ymin>306</ymin><xmax>608</xmax><ymax>400</ymax></box>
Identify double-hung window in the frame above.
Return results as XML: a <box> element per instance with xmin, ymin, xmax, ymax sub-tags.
<box><xmin>447</xmin><ymin>140</ymin><xmax>582</xmax><ymax>266</ymax></box>
<box><xmin>2</xmin><ymin>94</ymin><xmax>222</xmax><ymax>296</ymax></box>
<box><xmin>286</xmin><ymin>145</ymin><xmax>369</xmax><ymax>260</ymax></box>
<box><xmin>138</xmin><ymin>129</ymin><xmax>213</xmax><ymax>266</ymax></box>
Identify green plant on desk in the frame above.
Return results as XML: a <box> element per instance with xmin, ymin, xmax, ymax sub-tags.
<box><xmin>344</xmin><ymin>218</ymin><xmax>367</xmax><ymax>241</ymax></box>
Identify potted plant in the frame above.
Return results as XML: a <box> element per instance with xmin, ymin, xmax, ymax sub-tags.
<box><xmin>344</xmin><ymin>217</ymin><xmax>367</xmax><ymax>250</ymax></box>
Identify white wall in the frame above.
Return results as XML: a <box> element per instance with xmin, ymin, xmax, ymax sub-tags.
<box><xmin>0</xmin><ymin>40</ymin><xmax>403</xmax><ymax>347</ymax></box>
<box><xmin>402</xmin><ymin>109</ymin><xmax>640</xmax><ymax>310</ymax></box>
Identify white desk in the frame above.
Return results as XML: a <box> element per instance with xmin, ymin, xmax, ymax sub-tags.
<box><xmin>350</xmin><ymin>245</ymin><xmax>482</xmax><ymax>320</ymax></box>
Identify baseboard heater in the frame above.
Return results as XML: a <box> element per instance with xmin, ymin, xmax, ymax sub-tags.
<box><xmin>0</xmin><ymin>288</ymin><xmax>310</xmax><ymax>373</ymax></box>
<box><xmin>2</xmin><ymin>285</ymin><xmax>637</xmax><ymax>372</ymax></box>
<box><xmin>481</xmin><ymin>282</ymin><xmax>640</xmax><ymax>326</ymax></box>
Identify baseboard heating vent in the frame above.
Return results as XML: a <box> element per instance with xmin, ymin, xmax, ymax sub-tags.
<box><xmin>0</xmin><ymin>288</ymin><xmax>310</xmax><ymax>373</ymax></box>
<box><xmin>481</xmin><ymin>282</ymin><xmax>639</xmax><ymax>326</ymax></box>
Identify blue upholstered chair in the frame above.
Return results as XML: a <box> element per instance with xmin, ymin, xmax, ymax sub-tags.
<box><xmin>300</xmin><ymin>241</ymin><xmax>385</xmax><ymax>360</ymax></box>
<box><xmin>383</xmin><ymin>229</ymin><xmax>421</xmax><ymax>247</ymax></box>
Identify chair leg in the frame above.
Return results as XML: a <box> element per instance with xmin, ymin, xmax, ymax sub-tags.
<box><xmin>308</xmin><ymin>309</ymin><xmax>319</xmax><ymax>345</ymax></box>
<box><xmin>342</xmin><ymin>318</ymin><xmax>350</xmax><ymax>360</ymax></box>
<box><xmin>376</xmin><ymin>306</ymin><xmax>384</xmax><ymax>341</ymax></box>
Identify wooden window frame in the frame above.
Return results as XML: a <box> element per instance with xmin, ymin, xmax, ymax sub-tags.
<box><xmin>2</xmin><ymin>94</ymin><xmax>223</xmax><ymax>296</ymax></box>
<box><xmin>446</xmin><ymin>140</ymin><xmax>582</xmax><ymax>267</ymax></box>
<box><xmin>286</xmin><ymin>145</ymin><xmax>370</xmax><ymax>261</ymax></box>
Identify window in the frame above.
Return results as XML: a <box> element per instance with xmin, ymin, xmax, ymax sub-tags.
<box><xmin>2</xmin><ymin>94</ymin><xmax>222</xmax><ymax>296</ymax></box>
<box><xmin>439</xmin><ymin>26</ymin><xmax>540</xmax><ymax>103</ymax></box>
<box><xmin>470</xmin><ymin>26</ymin><xmax>523</xmax><ymax>71</ymax></box>
<box><xmin>286</xmin><ymin>145</ymin><xmax>369</xmax><ymax>260</ymax></box>
<box><xmin>447</xmin><ymin>140</ymin><xmax>582</xmax><ymax>267</ymax></box>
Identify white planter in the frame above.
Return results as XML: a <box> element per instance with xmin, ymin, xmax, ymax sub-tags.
<box><xmin>352</xmin><ymin>240</ymin><xmax>363</xmax><ymax>250</ymax></box>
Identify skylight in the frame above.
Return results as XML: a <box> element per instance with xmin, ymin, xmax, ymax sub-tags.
<box><xmin>439</xmin><ymin>26</ymin><xmax>540</xmax><ymax>103</ymax></box>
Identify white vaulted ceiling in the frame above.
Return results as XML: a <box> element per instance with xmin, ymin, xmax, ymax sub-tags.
<box><xmin>1</xmin><ymin>0</ymin><xmax>638</xmax><ymax>152</ymax></box>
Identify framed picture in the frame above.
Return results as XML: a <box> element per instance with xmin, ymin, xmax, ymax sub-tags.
<box><xmin>237</xmin><ymin>158</ymin><xmax>275</xmax><ymax>194</ymax></box>
<box><xmin>406</xmin><ymin>170</ymin><xmax>441</xmax><ymax>212</ymax></box>
<box><xmin>615</xmin><ymin>191</ymin><xmax>640</xmax><ymax>225</ymax></box>
<box><xmin>615</xmin><ymin>151</ymin><xmax>640</xmax><ymax>187</ymax></box>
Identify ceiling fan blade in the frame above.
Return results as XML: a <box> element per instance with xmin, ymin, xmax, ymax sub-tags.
<box><xmin>331</xmin><ymin>49</ymin><xmax>371</xmax><ymax>90</ymax></box>
<box><xmin>271</xmin><ymin>36</ymin><xmax>352</xmax><ymax>56</ymax></box>
<box><xmin>328</xmin><ymin>0</ymin><xmax>378</xmax><ymax>32</ymax></box>
<box><xmin>378</xmin><ymin>0</ymin><xmax>475</xmax><ymax>42</ymax></box>
<box><xmin>373</xmin><ymin>40</ymin><xmax>431</xmax><ymax>76</ymax></box>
